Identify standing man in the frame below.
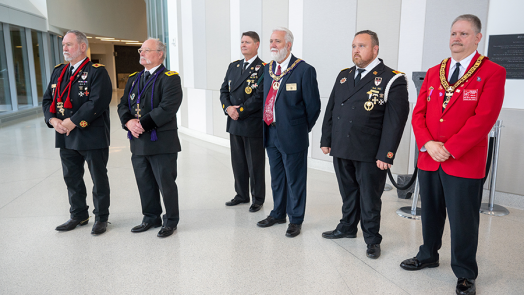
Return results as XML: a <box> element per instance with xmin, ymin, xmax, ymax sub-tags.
<box><xmin>400</xmin><ymin>15</ymin><xmax>505</xmax><ymax>295</ymax></box>
<box><xmin>42</xmin><ymin>30</ymin><xmax>112</xmax><ymax>235</ymax></box>
<box><xmin>256</xmin><ymin>27</ymin><xmax>321</xmax><ymax>238</ymax></box>
<box><xmin>220</xmin><ymin>31</ymin><xmax>265</xmax><ymax>212</ymax></box>
<box><xmin>320</xmin><ymin>30</ymin><xmax>409</xmax><ymax>259</ymax></box>
<box><xmin>117</xmin><ymin>38</ymin><xmax>183</xmax><ymax>238</ymax></box>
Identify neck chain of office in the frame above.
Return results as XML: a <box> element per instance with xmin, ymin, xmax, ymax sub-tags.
<box><xmin>268</xmin><ymin>59</ymin><xmax>303</xmax><ymax>90</ymax></box>
<box><xmin>439</xmin><ymin>54</ymin><xmax>485</xmax><ymax>108</ymax></box>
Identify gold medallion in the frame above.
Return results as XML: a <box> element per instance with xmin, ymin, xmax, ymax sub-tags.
<box><xmin>364</xmin><ymin>101</ymin><xmax>374</xmax><ymax>111</ymax></box>
<box><xmin>245</xmin><ymin>86</ymin><xmax>252</xmax><ymax>94</ymax></box>
<box><xmin>273</xmin><ymin>81</ymin><xmax>280</xmax><ymax>90</ymax></box>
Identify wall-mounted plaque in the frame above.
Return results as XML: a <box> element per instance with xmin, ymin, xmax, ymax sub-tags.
<box><xmin>488</xmin><ymin>34</ymin><xmax>524</xmax><ymax>79</ymax></box>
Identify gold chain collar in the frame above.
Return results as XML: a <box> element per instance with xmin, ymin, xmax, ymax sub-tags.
<box><xmin>268</xmin><ymin>59</ymin><xmax>303</xmax><ymax>82</ymax></box>
<box><xmin>439</xmin><ymin>55</ymin><xmax>485</xmax><ymax>93</ymax></box>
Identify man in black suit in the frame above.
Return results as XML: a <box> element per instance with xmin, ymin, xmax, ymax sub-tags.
<box><xmin>256</xmin><ymin>27</ymin><xmax>321</xmax><ymax>238</ymax></box>
<box><xmin>320</xmin><ymin>30</ymin><xmax>409</xmax><ymax>258</ymax></box>
<box><xmin>220</xmin><ymin>31</ymin><xmax>265</xmax><ymax>212</ymax></box>
<box><xmin>42</xmin><ymin>30</ymin><xmax>112</xmax><ymax>235</ymax></box>
<box><xmin>117</xmin><ymin>38</ymin><xmax>183</xmax><ymax>238</ymax></box>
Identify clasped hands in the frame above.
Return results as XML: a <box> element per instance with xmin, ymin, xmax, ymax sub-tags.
<box><xmin>50</xmin><ymin>118</ymin><xmax>76</xmax><ymax>136</ymax></box>
<box><xmin>126</xmin><ymin>119</ymin><xmax>145</xmax><ymax>138</ymax></box>
<box><xmin>424</xmin><ymin>140</ymin><xmax>451</xmax><ymax>162</ymax></box>
<box><xmin>226</xmin><ymin>106</ymin><xmax>240</xmax><ymax>120</ymax></box>
<box><xmin>320</xmin><ymin>147</ymin><xmax>391</xmax><ymax>171</ymax></box>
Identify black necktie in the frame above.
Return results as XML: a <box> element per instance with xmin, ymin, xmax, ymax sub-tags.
<box><xmin>450</xmin><ymin>62</ymin><xmax>461</xmax><ymax>84</ymax></box>
<box><xmin>68</xmin><ymin>66</ymin><xmax>74</xmax><ymax>80</ymax></box>
<box><xmin>354</xmin><ymin>68</ymin><xmax>365</xmax><ymax>86</ymax></box>
<box><xmin>143</xmin><ymin>71</ymin><xmax>150</xmax><ymax>87</ymax></box>
<box><xmin>242</xmin><ymin>62</ymin><xmax>248</xmax><ymax>74</ymax></box>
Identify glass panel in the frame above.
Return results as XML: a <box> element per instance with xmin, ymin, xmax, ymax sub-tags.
<box><xmin>48</xmin><ymin>34</ymin><xmax>56</xmax><ymax>68</ymax></box>
<box><xmin>0</xmin><ymin>24</ymin><xmax>12</xmax><ymax>112</ymax></box>
<box><xmin>31</xmin><ymin>30</ymin><xmax>46</xmax><ymax>103</ymax></box>
<box><xmin>57</xmin><ymin>36</ymin><xmax>63</xmax><ymax>60</ymax></box>
<box><xmin>10</xmin><ymin>25</ymin><xmax>32</xmax><ymax>107</ymax></box>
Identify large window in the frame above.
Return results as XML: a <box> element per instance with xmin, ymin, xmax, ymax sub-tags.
<box><xmin>31</xmin><ymin>31</ymin><xmax>46</xmax><ymax>103</ymax></box>
<box><xmin>0</xmin><ymin>24</ymin><xmax>12</xmax><ymax>112</ymax></box>
<box><xmin>10</xmin><ymin>25</ymin><xmax>32</xmax><ymax>108</ymax></box>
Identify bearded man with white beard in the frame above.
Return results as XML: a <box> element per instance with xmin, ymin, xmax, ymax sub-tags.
<box><xmin>117</xmin><ymin>38</ymin><xmax>183</xmax><ymax>238</ymax></box>
<box><xmin>42</xmin><ymin>30</ymin><xmax>113</xmax><ymax>235</ymax></box>
<box><xmin>256</xmin><ymin>27</ymin><xmax>321</xmax><ymax>238</ymax></box>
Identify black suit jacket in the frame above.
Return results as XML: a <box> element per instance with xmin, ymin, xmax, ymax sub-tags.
<box><xmin>42</xmin><ymin>61</ymin><xmax>112</xmax><ymax>150</ymax></box>
<box><xmin>262</xmin><ymin>54</ymin><xmax>321</xmax><ymax>154</ymax></box>
<box><xmin>320</xmin><ymin>60</ymin><xmax>409</xmax><ymax>164</ymax></box>
<box><xmin>219</xmin><ymin>57</ymin><xmax>265</xmax><ymax>137</ymax></box>
<box><xmin>117</xmin><ymin>67</ymin><xmax>183</xmax><ymax>156</ymax></box>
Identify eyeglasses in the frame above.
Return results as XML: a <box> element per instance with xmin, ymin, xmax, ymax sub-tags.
<box><xmin>138</xmin><ymin>48</ymin><xmax>161</xmax><ymax>54</ymax></box>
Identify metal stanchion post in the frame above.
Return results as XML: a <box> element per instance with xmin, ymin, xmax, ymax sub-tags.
<box><xmin>397</xmin><ymin>178</ymin><xmax>421</xmax><ymax>220</ymax></box>
<box><xmin>480</xmin><ymin>120</ymin><xmax>509</xmax><ymax>216</ymax></box>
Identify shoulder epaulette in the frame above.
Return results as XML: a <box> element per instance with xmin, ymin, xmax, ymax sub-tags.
<box><xmin>92</xmin><ymin>64</ymin><xmax>105</xmax><ymax>68</ymax></box>
<box><xmin>129</xmin><ymin>72</ymin><xmax>138</xmax><ymax>77</ymax></box>
<box><xmin>54</xmin><ymin>63</ymin><xmax>63</xmax><ymax>68</ymax></box>
<box><xmin>340</xmin><ymin>68</ymin><xmax>349</xmax><ymax>72</ymax></box>
<box><xmin>262</xmin><ymin>63</ymin><xmax>267</xmax><ymax>66</ymax></box>
<box><xmin>232</xmin><ymin>59</ymin><xmax>241</xmax><ymax>64</ymax></box>
<box><xmin>392</xmin><ymin>70</ymin><xmax>405</xmax><ymax>75</ymax></box>
<box><xmin>165</xmin><ymin>71</ymin><xmax>178</xmax><ymax>76</ymax></box>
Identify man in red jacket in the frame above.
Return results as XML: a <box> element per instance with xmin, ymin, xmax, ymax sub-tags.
<box><xmin>400</xmin><ymin>14</ymin><xmax>506</xmax><ymax>295</ymax></box>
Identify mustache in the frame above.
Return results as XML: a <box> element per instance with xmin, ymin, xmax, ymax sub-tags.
<box><xmin>451</xmin><ymin>42</ymin><xmax>463</xmax><ymax>46</ymax></box>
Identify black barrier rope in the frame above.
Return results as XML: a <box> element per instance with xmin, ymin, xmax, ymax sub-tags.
<box><xmin>386</xmin><ymin>137</ymin><xmax>495</xmax><ymax>191</ymax></box>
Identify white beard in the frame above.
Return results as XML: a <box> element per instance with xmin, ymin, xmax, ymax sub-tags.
<box><xmin>271</xmin><ymin>47</ymin><xmax>288</xmax><ymax>62</ymax></box>
<box><xmin>139</xmin><ymin>57</ymin><xmax>152</xmax><ymax>65</ymax></box>
<box><xmin>63</xmin><ymin>49</ymin><xmax>81</xmax><ymax>62</ymax></box>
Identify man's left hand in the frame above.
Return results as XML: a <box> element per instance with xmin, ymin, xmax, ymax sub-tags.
<box><xmin>376</xmin><ymin>160</ymin><xmax>391</xmax><ymax>170</ymax></box>
<box><xmin>61</xmin><ymin>118</ymin><xmax>77</xmax><ymax>136</ymax></box>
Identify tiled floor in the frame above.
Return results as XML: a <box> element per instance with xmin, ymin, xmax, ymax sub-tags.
<box><xmin>1</xmin><ymin>92</ymin><xmax>523</xmax><ymax>294</ymax></box>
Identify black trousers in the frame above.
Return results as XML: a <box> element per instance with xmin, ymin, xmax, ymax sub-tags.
<box><xmin>230</xmin><ymin>134</ymin><xmax>265</xmax><ymax>205</ymax></box>
<box><xmin>416</xmin><ymin>167</ymin><xmax>483</xmax><ymax>279</ymax></box>
<box><xmin>333</xmin><ymin>157</ymin><xmax>387</xmax><ymax>245</ymax></box>
<box><xmin>60</xmin><ymin>148</ymin><xmax>110</xmax><ymax>222</ymax></box>
<box><xmin>131</xmin><ymin>153</ymin><xmax>179</xmax><ymax>228</ymax></box>
<box><xmin>266</xmin><ymin>125</ymin><xmax>308</xmax><ymax>224</ymax></box>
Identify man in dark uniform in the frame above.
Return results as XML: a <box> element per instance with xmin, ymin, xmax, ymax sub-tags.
<box><xmin>117</xmin><ymin>38</ymin><xmax>183</xmax><ymax>238</ymax></box>
<box><xmin>320</xmin><ymin>30</ymin><xmax>409</xmax><ymax>258</ymax></box>
<box><xmin>42</xmin><ymin>30</ymin><xmax>112</xmax><ymax>235</ymax></box>
<box><xmin>220</xmin><ymin>31</ymin><xmax>265</xmax><ymax>212</ymax></box>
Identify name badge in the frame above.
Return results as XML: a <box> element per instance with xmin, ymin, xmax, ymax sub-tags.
<box><xmin>286</xmin><ymin>83</ymin><xmax>297</xmax><ymax>91</ymax></box>
<box><xmin>463</xmin><ymin>89</ymin><xmax>478</xmax><ymax>101</ymax></box>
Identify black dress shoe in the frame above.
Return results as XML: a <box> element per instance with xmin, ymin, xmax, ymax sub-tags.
<box><xmin>91</xmin><ymin>221</ymin><xmax>107</xmax><ymax>235</ymax></box>
<box><xmin>322</xmin><ymin>229</ymin><xmax>356</xmax><ymax>239</ymax></box>
<box><xmin>257</xmin><ymin>216</ymin><xmax>286</xmax><ymax>227</ymax></box>
<box><xmin>249</xmin><ymin>204</ymin><xmax>263</xmax><ymax>212</ymax></box>
<box><xmin>400</xmin><ymin>257</ymin><xmax>439</xmax><ymax>271</ymax></box>
<box><xmin>285</xmin><ymin>223</ymin><xmax>302</xmax><ymax>237</ymax></box>
<box><xmin>131</xmin><ymin>221</ymin><xmax>162</xmax><ymax>233</ymax></box>
<box><xmin>225</xmin><ymin>199</ymin><xmax>249</xmax><ymax>206</ymax></box>
<box><xmin>366</xmin><ymin>244</ymin><xmax>381</xmax><ymax>259</ymax></box>
<box><xmin>55</xmin><ymin>218</ymin><xmax>89</xmax><ymax>231</ymax></box>
<box><xmin>157</xmin><ymin>226</ymin><xmax>176</xmax><ymax>238</ymax></box>
<box><xmin>456</xmin><ymin>278</ymin><xmax>476</xmax><ymax>295</ymax></box>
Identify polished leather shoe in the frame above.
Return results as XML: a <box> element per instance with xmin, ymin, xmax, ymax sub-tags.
<box><xmin>55</xmin><ymin>218</ymin><xmax>89</xmax><ymax>231</ymax></box>
<box><xmin>257</xmin><ymin>216</ymin><xmax>286</xmax><ymax>227</ymax></box>
<box><xmin>400</xmin><ymin>257</ymin><xmax>439</xmax><ymax>271</ymax></box>
<box><xmin>322</xmin><ymin>229</ymin><xmax>356</xmax><ymax>239</ymax></box>
<box><xmin>131</xmin><ymin>221</ymin><xmax>162</xmax><ymax>233</ymax></box>
<box><xmin>285</xmin><ymin>223</ymin><xmax>302</xmax><ymax>237</ymax></box>
<box><xmin>91</xmin><ymin>221</ymin><xmax>107</xmax><ymax>235</ymax></box>
<box><xmin>157</xmin><ymin>226</ymin><xmax>176</xmax><ymax>238</ymax></box>
<box><xmin>225</xmin><ymin>198</ymin><xmax>249</xmax><ymax>206</ymax></box>
<box><xmin>456</xmin><ymin>278</ymin><xmax>476</xmax><ymax>295</ymax></box>
<box><xmin>249</xmin><ymin>204</ymin><xmax>263</xmax><ymax>212</ymax></box>
<box><xmin>366</xmin><ymin>244</ymin><xmax>381</xmax><ymax>259</ymax></box>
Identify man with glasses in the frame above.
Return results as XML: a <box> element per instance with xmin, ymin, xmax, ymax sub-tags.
<box><xmin>117</xmin><ymin>38</ymin><xmax>183</xmax><ymax>238</ymax></box>
<box><xmin>220</xmin><ymin>31</ymin><xmax>266</xmax><ymax>212</ymax></box>
<box><xmin>42</xmin><ymin>30</ymin><xmax>112</xmax><ymax>235</ymax></box>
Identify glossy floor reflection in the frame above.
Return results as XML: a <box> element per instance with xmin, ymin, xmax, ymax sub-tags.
<box><xmin>1</xmin><ymin>92</ymin><xmax>523</xmax><ymax>294</ymax></box>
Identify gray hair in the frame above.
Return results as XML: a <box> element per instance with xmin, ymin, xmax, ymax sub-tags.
<box><xmin>146</xmin><ymin>37</ymin><xmax>167</xmax><ymax>62</ymax></box>
<box><xmin>272</xmin><ymin>27</ymin><xmax>294</xmax><ymax>50</ymax></box>
<box><xmin>65</xmin><ymin>30</ymin><xmax>89</xmax><ymax>49</ymax></box>
<box><xmin>452</xmin><ymin>14</ymin><xmax>482</xmax><ymax>34</ymax></box>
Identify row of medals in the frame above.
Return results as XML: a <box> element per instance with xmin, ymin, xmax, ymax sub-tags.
<box><xmin>245</xmin><ymin>74</ymin><xmax>260</xmax><ymax>94</ymax></box>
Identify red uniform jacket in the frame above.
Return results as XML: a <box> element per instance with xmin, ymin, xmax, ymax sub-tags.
<box><xmin>412</xmin><ymin>52</ymin><xmax>506</xmax><ymax>179</ymax></box>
